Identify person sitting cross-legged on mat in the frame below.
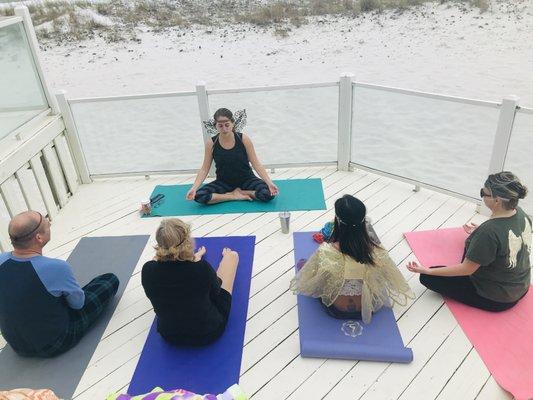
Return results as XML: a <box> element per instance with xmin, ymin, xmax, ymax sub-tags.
<box><xmin>0</xmin><ymin>211</ymin><xmax>119</xmax><ymax>358</ymax></box>
<box><xmin>290</xmin><ymin>195</ymin><xmax>413</xmax><ymax>323</ymax></box>
<box><xmin>141</xmin><ymin>218</ymin><xmax>239</xmax><ymax>346</ymax></box>
<box><xmin>407</xmin><ymin>171</ymin><xmax>531</xmax><ymax>312</ymax></box>
<box><xmin>185</xmin><ymin>108</ymin><xmax>279</xmax><ymax>204</ymax></box>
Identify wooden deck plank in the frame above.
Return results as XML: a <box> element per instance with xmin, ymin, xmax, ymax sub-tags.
<box><xmin>435</xmin><ymin>349</ymin><xmax>490</xmax><ymax>400</ymax></box>
<box><xmin>476</xmin><ymin>377</ymin><xmax>513</xmax><ymax>400</ymax></box>
<box><xmin>322</xmin><ymin>208</ymin><xmax>481</xmax><ymax>399</ymax></box>
<box><xmin>241</xmin><ymin>190</ymin><xmax>459</xmax><ymax>397</ymax></box>
<box><xmin>70</xmin><ymin>169</ymin><xmax>331</xmax><ymax>382</ymax></box>
<box><xmin>398</xmin><ymin>325</ymin><xmax>473</xmax><ymax>400</ymax></box>
<box><xmin>281</xmin><ymin>198</ymin><xmax>473</xmax><ymax>400</ymax></box>
<box><xmin>18</xmin><ymin>167</ymin><xmax>510</xmax><ymax>400</ymax></box>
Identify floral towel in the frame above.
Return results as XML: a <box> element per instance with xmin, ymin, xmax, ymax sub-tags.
<box><xmin>0</xmin><ymin>389</ymin><xmax>59</xmax><ymax>400</ymax></box>
<box><xmin>107</xmin><ymin>384</ymin><xmax>248</xmax><ymax>400</ymax></box>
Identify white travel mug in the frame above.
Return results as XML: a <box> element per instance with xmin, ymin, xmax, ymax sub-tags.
<box><xmin>140</xmin><ymin>200</ymin><xmax>152</xmax><ymax>215</ymax></box>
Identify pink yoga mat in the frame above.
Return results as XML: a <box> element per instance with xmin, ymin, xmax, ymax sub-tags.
<box><xmin>405</xmin><ymin>228</ymin><xmax>533</xmax><ymax>400</ymax></box>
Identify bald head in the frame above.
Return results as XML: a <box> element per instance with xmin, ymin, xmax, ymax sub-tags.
<box><xmin>8</xmin><ymin>211</ymin><xmax>49</xmax><ymax>250</ymax></box>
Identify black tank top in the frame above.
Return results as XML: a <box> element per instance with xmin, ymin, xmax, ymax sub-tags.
<box><xmin>212</xmin><ymin>132</ymin><xmax>254</xmax><ymax>187</ymax></box>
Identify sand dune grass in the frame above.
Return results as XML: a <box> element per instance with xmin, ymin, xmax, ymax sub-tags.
<box><xmin>0</xmin><ymin>0</ymin><xmax>490</xmax><ymax>43</ymax></box>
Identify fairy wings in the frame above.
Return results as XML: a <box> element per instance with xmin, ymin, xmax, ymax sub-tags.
<box><xmin>202</xmin><ymin>109</ymin><xmax>247</xmax><ymax>137</ymax></box>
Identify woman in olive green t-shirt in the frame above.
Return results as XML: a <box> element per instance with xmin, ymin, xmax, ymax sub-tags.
<box><xmin>406</xmin><ymin>171</ymin><xmax>531</xmax><ymax>311</ymax></box>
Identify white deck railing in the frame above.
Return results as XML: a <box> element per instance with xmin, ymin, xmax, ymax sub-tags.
<box><xmin>0</xmin><ymin>10</ymin><xmax>83</xmax><ymax>252</ymax></box>
<box><xmin>1</xmin><ymin>6</ymin><xmax>532</xmax><ymax>253</ymax></box>
<box><xmin>0</xmin><ymin>114</ymin><xmax>82</xmax><ymax>251</ymax></box>
<box><xmin>58</xmin><ymin>77</ymin><xmax>532</xmax><ymax>206</ymax></box>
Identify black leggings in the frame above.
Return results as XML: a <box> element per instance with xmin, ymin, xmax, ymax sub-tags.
<box><xmin>194</xmin><ymin>176</ymin><xmax>274</xmax><ymax>204</ymax></box>
<box><xmin>163</xmin><ymin>289</ymin><xmax>232</xmax><ymax>347</ymax></box>
<box><xmin>420</xmin><ymin>274</ymin><xmax>519</xmax><ymax>312</ymax></box>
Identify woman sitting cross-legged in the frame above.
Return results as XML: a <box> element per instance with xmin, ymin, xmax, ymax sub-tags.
<box><xmin>186</xmin><ymin>108</ymin><xmax>278</xmax><ymax>204</ymax></box>
<box><xmin>142</xmin><ymin>218</ymin><xmax>239</xmax><ymax>346</ymax></box>
<box><xmin>407</xmin><ymin>171</ymin><xmax>531</xmax><ymax>312</ymax></box>
<box><xmin>290</xmin><ymin>195</ymin><xmax>413</xmax><ymax>323</ymax></box>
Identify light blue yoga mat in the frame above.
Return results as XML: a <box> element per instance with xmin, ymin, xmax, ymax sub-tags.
<box><xmin>144</xmin><ymin>178</ymin><xmax>326</xmax><ymax>217</ymax></box>
<box><xmin>294</xmin><ymin>232</ymin><xmax>413</xmax><ymax>363</ymax></box>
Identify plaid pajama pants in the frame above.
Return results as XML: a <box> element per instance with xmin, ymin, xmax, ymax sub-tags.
<box><xmin>37</xmin><ymin>273</ymin><xmax>119</xmax><ymax>357</ymax></box>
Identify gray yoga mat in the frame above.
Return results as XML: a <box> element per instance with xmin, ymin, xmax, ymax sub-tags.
<box><xmin>0</xmin><ymin>235</ymin><xmax>149</xmax><ymax>399</ymax></box>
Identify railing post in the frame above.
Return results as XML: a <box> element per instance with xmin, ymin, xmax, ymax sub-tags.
<box><xmin>478</xmin><ymin>95</ymin><xmax>519</xmax><ymax>215</ymax></box>
<box><xmin>338</xmin><ymin>73</ymin><xmax>354</xmax><ymax>171</ymax></box>
<box><xmin>196</xmin><ymin>81</ymin><xmax>215</xmax><ymax>177</ymax></box>
<box><xmin>56</xmin><ymin>90</ymin><xmax>92</xmax><ymax>184</ymax></box>
<box><xmin>487</xmin><ymin>95</ymin><xmax>519</xmax><ymax>174</ymax></box>
<box><xmin>0</xmin><ymin>227</ymin><xmax>12</xmax><ymax>253</ymax></box>
<box><xmin>14</xmin><ymin>6</ymin><xmax>60</xmax><ymax>115</ymax></box>
<box><xmin>196</xmin><ymin>81</ymin><xmax>211</xmax><ymax>143</ymax></box>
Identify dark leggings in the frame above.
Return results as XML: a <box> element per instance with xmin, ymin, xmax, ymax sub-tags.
<box><xmin>420</xmin><ymin>274</ymin><xmax>519</xmax><ymax>312</ymax></box>
<box><xmin>163</xmin><ymin>289</ymin><xmax>232</xmax><ymax>346</ymax></box>
<box><xmin>194</xmin><ymin>176</ymin><xmax>274</xmax><ymax>204</ymax></box>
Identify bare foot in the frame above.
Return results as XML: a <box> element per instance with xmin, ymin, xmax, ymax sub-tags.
<box><xmin>231</xmin><ymin>188</ymin><xmax>253</xmax><ymax>201</ymax></box>
<box><xmin>235</xmin><ymin>188</ymin><xmax>256</xmax><ymax>200</ymax></box>
<box><xmin>194</xmin><ymin>246</ymin><xmax>206</xmax><ymax>261</ymax></box>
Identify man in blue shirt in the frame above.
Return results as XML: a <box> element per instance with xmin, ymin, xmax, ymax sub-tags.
<box><xmin>0</xmin><ymin>211</ymin><xmax>119</xmax><ymax>357</ymax></box>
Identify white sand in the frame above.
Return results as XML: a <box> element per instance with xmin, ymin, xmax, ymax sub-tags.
<box><xmin>40</xmin><ymin>2</ymin><xmax>533</xmax><ymax>105</ymax></box>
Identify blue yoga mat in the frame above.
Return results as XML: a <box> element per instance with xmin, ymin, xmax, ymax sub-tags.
<box><xmin>293</xmin><ymin>232</ymin><xmax>413</xmax><ymax>363</ymax></box>
<box><xmin>144</xmin><ymin>179</ymin><xmax>326</xmax><ymax>217</ymax></box>
<box><xmin>128</xmin><ymin>236</ymin><xmax>256</xmax><ymax>395</ymax></box>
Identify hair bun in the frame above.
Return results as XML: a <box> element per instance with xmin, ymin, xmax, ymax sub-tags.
<box><xmin>518</xmin><ymin>185</ymin><xmax>528</xmax><ymax>199</ymax></box>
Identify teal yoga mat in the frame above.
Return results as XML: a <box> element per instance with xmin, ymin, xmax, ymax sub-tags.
<box><xmin>144</xmin><ymin>178</ymin><xmax>326</xmax><ymax>217</ymax></box>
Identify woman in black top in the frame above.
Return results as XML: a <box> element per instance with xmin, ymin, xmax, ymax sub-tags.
<box><xmin>142</xmin><ymin>218</ymin><xmax>239</xmax><ymax>346</ymax></box>
<box><xmin>407</xmin><ymin>171</ymin><xmax>530</xmax><ymax>312</ymax></box>
<box><xmin>186</xmin><ymin>108</ymin><xmax>279</xmax><ymax>204</ymax></box>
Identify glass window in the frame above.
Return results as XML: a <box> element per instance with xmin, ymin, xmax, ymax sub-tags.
<box><xmin>0</xmin><ymin>21</ymin><xmax>49</xmax><ymax>140</ymax></box>
<box><xmin>70</xmin><ymin>95</ymin><xmax>203</xmax><ymax>175</ymax></box>
<box><xmin>351</xmin><ymin>86</ymin><xmax>499</xmax><ymax>198</ymax></box>
<box><xmin>209</xmin><ymin>85</ymin><xmax>338</xmax><ymax>165</ymax></box>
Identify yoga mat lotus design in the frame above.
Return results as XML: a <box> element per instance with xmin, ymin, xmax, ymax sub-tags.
<box><xmin>341</xmin><ymin>321</ymin><xmax>363</xmax><ymax>338</ymax></box>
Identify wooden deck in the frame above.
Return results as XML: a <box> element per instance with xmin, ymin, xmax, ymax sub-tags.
<box><xmin>6</xmin><ymin>166</ymin><xmax>515</xmax><ymax>399</ymax></box>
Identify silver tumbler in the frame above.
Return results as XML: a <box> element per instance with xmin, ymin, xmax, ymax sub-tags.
<box><xmin>279</xmin><ymin>211</ymin><xmax>291</xmax><ymax>234</ymax></box>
